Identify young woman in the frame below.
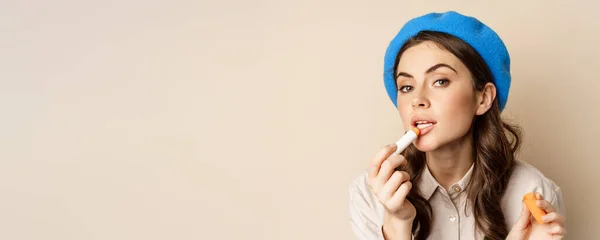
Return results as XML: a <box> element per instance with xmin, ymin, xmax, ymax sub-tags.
<box><xmin>349</xmin><ymin>11</ymin><xmax>566</xmax><ymax>240</ymax></box>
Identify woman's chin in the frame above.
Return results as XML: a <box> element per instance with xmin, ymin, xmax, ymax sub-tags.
<box><xmin>413</xmin><ymin>141</ymin><xmax>438</xmax><ymax>152</ymax></box>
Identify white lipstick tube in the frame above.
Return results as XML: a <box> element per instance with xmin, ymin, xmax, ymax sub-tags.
<box><xmin>393</xmin><ymin>127</ymin><xmax>421</xmax><ymax>155</ymax></box>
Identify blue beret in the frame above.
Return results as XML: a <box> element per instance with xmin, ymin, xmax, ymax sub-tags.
<box><xmin>383</xmin><ymin>11</ymin><xmax>511</xmax><ymax>111</ymax></box>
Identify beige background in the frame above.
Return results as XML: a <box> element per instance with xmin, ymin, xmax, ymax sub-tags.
<box><xmin>1</xmin><ymin>0</ymin><xmax>598</xmax><ymax>239</ymax></box>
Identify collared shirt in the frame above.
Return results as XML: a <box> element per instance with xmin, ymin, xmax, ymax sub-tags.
<box><xmin>348</xmin><ymin>160</ymin><xmax>565</xmax><ymax>240</ymax></box>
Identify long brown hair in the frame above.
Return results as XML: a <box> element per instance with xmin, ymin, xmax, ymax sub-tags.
<box><xmin>393</xmin><ymin>31</ymin><xmax>522</xmax><ymax>239</ymax></box>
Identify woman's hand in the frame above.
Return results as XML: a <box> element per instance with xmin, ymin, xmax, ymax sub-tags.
<box><xmin>367</xmin><ymin>144</ymin><xmax>416</xmax><ymax>222</ymax></box>
<box><xmin>507</xmin><ymin>193</ymin><xmax>566</xmax><ymax>240</ymax></box>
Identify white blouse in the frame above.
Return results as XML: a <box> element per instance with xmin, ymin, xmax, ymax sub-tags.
<box><xmin>348</xmin><ymin>160</ymin><xmax>565</xmax><ymax>239</ymax></box>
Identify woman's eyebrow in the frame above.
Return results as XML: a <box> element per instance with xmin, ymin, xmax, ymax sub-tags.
<box><xmin>396</xmin><ymin>72</ymin><xmax>413</xmax><ymax>79</ymax></box>
<box><xmin>426</xmin><ymin>63</ymin><xmax>457</xmax><ymax>74</ymax></box>
<box><xmin>395</xmin><ymin>63</ymin><xmax>458</xmax><ymax>79</ymax></box>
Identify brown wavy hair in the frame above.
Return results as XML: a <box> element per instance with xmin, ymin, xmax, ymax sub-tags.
<box><xmin>392</xmin><ymin>31</ymin><xmax>522</xmax><ymax>239</ymax></box>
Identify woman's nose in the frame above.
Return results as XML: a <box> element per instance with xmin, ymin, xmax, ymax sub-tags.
<box><xmin>411</xmin><ymin>96</ymin><xmax>430</xmax><ymax>109</ymax></box>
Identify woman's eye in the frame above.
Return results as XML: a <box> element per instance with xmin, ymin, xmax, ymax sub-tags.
<box><xmin>434</xmin><ymin>79</ymin><xmax>449</xmax><ymax>87</ymax></box>
<box><xmin>398</xmin><ymin>85</ymin><xmax>413</xmax><ymax>93</ymax></box>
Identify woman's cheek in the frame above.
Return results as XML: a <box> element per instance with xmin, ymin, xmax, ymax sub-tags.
<box><xmin>397</xmin><ymin>102</ymin><xmax>412</xmax><ymax>128</ymax></box>
<box><xmin>438</xmin><ymin>94</ymin><xmax>475</xmax><ymax>133</ymax></box>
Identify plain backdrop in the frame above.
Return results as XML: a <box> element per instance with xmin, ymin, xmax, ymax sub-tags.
<box><xmin>1</xmin><ymin>0</ymin><xmax>598</xmax><ymax>239</ymax></box>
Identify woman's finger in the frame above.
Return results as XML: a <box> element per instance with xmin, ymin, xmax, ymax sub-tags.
<box><xmin>379</xmin><ymin>171</ymin><xmax>405</xmax><ymax>199</ymax></box>
<box><xmin>546</xmin><ymin>223</ymin><xmax>566</xmax><ymax>236</ymax></box>
<box><xmin>389</xmin><ymin>181</ymin><xmax>412</xmax><ymax>208</ymax></box>
<box><xmin>374</xmin><ymin>155</ymin><xmax>407</xmax><ymax>192</ymax></box>
<box><xmin>537</xmin><ymin>199</ymin><xmax>556</xmax><ymax>213</ymax></box>
<box><xmin>535</xmin><ymin>192</ymin><xmax>543</xmax><ymax>200</ymax></box>
<box><xmin>511</xmin><ymin>202</ymin><xmax>532</xmax><ymax>231</ymax></box>
<box><xmin>542</xmin><ymin>212</ymin><xmax>565</xmax><ymax>225</ymax></box>
<box><xmin>368</xmin><ymin>144</ymin><xmax>397</xmax><ymax>185</ymax></box>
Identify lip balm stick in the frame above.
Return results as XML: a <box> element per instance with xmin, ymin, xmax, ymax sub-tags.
<box><xmin>523</xmin><ymin>192</ymin><xmax>547</xmax><ymax>224</ymax></box>
<box><xmin>393</xmin><ymin>127</ymin><xmax>421</xmax><ymax>155</ymax></box>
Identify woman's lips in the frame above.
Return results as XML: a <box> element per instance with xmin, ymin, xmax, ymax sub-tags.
<box><xmin>415</xmin><ymin>123</ymin><xmax>435</xmax><ymax>135</ymax></box>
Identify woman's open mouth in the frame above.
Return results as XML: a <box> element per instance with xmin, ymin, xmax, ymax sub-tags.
<box><xmin>414</xmin><ymin>120</ymin><xmax>436</xmax><ymax>135</ymax></box>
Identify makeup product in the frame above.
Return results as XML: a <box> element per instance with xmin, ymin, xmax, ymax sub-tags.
<box><xmin>523</xmin><ymin>192</ymin><xmax>547</xmax><ymax>224</ymax></box>
<box><xmin>393</xmin><ymin>127</ymin><xmax>420</xmax><ymax>155</ymax></box>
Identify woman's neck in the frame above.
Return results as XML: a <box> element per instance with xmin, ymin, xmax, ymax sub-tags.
<box><xmin>425</xmin><ymin>133</ymin><xmax>474</xmax><ymax>190</ymax></box>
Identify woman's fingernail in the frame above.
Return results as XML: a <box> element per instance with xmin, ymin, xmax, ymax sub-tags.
<box><xmin>537</xmin><ymin>200</ymin><xmax>544</xmax><ymax>206</ymax></box>
<box><xmin>542</xmin><ymin>215</ymin><xmax>550</xmax><ymax>222</ymax></box>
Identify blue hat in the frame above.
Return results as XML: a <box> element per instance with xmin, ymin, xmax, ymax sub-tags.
<box><xmin>383</xmin><ymin>11</ymin><xmax>511</xmax><ymax>111</ymax></box>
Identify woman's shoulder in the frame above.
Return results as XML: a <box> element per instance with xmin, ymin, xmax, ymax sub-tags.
<box><xmin>348</xmin><ymin>171</ymin><xmax>385</xmax><ymax>216</ymax></box>
<box><xmin>348</xmin><ymin>170</ymin><xmax>386</xmax><ymax>236</ymax></box>
<box><xmin>502</xmin><ymin>160</ymin><xmax>565</xmax><ymax>227</ymax></box>
<box><xmin>348</xmin><ymin>170</ymin><xmax>380</xmax><ymax>209</ymax></box>
<box><xmin>508</xmin><ymin>160</ymin><xmax>562</xmax><ymax>194</ymax></box>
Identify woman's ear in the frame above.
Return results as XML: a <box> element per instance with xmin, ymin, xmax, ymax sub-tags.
<box><xmin>475</xmin><ymin>82</ymin><xmax>496</xmax><ymax>116</ymax></box>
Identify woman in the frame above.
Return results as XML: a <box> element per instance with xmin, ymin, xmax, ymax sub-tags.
<box><xmin>348</xmin><ymin>11</ymin><xmax>566</xmax><ymax>239</ymax></box>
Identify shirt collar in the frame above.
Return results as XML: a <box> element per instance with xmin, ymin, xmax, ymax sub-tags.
<box><xmin>417</xmin><ymin>162</ymin><xmax>475</xmax><ymax>200</ymax></box>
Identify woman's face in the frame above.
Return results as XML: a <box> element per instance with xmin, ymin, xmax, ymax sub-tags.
<box><xmin>395</xmin><ymin>41</ymin><xmax>481</xmax><ymax>152</ymax></box>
